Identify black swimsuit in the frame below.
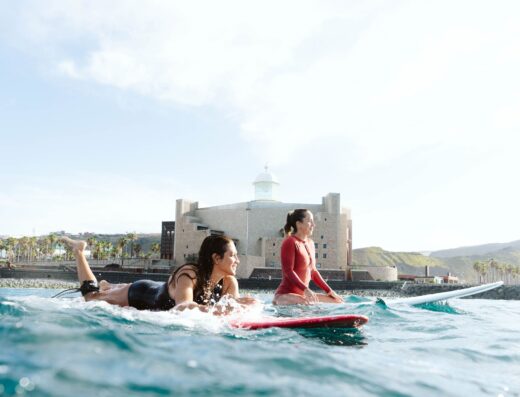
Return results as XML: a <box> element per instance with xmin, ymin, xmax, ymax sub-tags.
<box><xmin>127</xmin><ymin>279</ymin><xmax>223</xmax><ymax>311</ymax></box>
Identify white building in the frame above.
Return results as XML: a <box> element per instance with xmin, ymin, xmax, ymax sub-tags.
<box><xmin>173</xmin><ymin>168</ymin><xmax>353</xmax><ymax>278</ymax></box>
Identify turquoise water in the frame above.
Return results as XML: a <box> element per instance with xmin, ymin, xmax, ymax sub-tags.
<box><xmin>1</xmin><ymin>289</ymin><xmax>519</xmax><ymax>397</ymax></box>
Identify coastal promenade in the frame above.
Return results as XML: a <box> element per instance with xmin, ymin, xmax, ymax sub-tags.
<box><xmin>1</xmin><ymin>267</ymin><xmax>518</xmax><ymax>299</ymax></box>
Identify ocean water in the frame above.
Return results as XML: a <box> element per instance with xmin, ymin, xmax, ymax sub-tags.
<box><xmin>0</xmin><ymin>289</ymin><xmax>519</xmax><ymax>397</ymax></box>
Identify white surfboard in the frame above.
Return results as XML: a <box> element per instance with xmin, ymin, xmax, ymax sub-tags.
<box><xmin>379</xmin><ymin>281</ymin><xmax>503</xmax><ymax>307</ymax></box>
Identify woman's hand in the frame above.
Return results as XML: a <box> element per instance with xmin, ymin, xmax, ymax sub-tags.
<box><xmin>327</xmin><ymin>290</ymin><xmax>343</xmax><ymax>303</ymax></box>
<box><xmin>174</xmin><ymin>301</ymin><xmax>208</xmax><ymax>312</ymax></box>
<box><xmin>304</xmin><ymin>288</ymin><xmax>319</xmax><ymax>304</ymax></box>
<box><xmin>236</xmin><ymin>295</ymin><xmax>261</xmax><ymax>306</ymax></box>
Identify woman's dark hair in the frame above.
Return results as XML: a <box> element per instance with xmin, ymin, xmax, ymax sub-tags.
<box><xmin>284</xmin><ymin>209</ymin><xmax>309</xmax><ymax>236</ymax></box>
<box><xmin>170</xmin><ymin>235</ymin><xmax>233</xmax><ymax>304</ymax></box>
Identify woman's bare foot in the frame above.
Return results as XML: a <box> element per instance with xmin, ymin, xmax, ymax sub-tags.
<box><xmin>60</xmin><ymin>236</ymin><xmax>87</xmax><ymax>253</ymax></box>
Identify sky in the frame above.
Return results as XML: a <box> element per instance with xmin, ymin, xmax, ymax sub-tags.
<box><xmin>0</xmin><ymin>0</ymin><xmax>519</xmax><ymax>252</ymax></box>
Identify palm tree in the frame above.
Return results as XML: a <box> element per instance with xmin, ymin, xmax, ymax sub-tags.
<box><xmin>499</xmin><ymin>262</ymin><xmax>505</xmax><ymax>281</ymax></box>
<box><xmin>126</xmin><ymin>233</ymin><xmax>138</xmax><ymax>258</ymax></box>
<box><xmin>513</xmin><ymin>266</ymin><xmax>520</xmax><ymax>285</ymax></box>
<box><xmin>87</xmin><ymin>237</ymin><xmax>98</xmax><ymax>259</ymax></box>
<box><xmin>132</xmin><ymin>242</ymin><xmax>142</xmax><ymax>258</ymax></box>
<box><xmin>47</xmin><ymin>234</ymin><xmax>58</xmax><ymax>260</ymax></box>
<box><xmin>103</xmin><ymin>241</ymin><xmax>113</xmax><ymax>260</ymax></box>
<box><xmin>473</xmin><ymin>260</ymin><xmax>489</xmax><ymax>283</ymax></box>
<box><xmin>5</xmin><ymin>237</ymin><xmax>17</xmax><ymax>262</ymax></box>
<box><xmin>488</xmin><ymin>258</ymin><xmax>498</xmax><ymax>282</ymax></box>
<box><xmin>473</xmin><ymin>261</ymin><xmax>482</xmax><ymax>283</ymax></box>
<box><xmin>37</xmin><ymin>237</ymin><xmax>48</xmax><ymax>260</ymax></box>
<box><xmin>0</xmin><ymin>239</ymin><xmax>6</xmax><ymax>259</ymax></box>
<box><xmin>18</xmin><ymin>237</ymin><xmax>30</xmax><ymax>261</ymax></box>
<box><xmin>150</xmin><ymin>242</ymin><xmax>161</xmax><ymax>259</ymax></box>
<box><xmin>28</xmin><ymin>237</ymin><xmax>38</xmax><ymax>261</ymax></box>
<box><xmin>117</xmin><ymin>237</ymin><xmax>129</xmax><ymax>267</ymax></box>
<box><xmin>109</xmin><ymin>245</ymin><xmax>119</xmax><ymax>260</ymax></box>
<box><xmin>57</xmin><ymin>238</ymin><xmax>73</xmax><ymax>261</ymax></box>
<box><xmin>92</xmin><ymin>240</ymin><xmax>102</xmax><ymax>260</ymax></box>
<box><xmin>505</xmin><ymin>264</ymin><xmax>514</xmax><ymax>285</ymax></box>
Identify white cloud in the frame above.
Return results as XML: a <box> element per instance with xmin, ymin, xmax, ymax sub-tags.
<box><xmin>2</xmin><ymin>0</ymin><xmax>520</xmax><ymax>249</ymax></box>
<box><xmin>7</xmin><ymin>0</ymin><xmax>519</xmax><ymax>168</ymax></box>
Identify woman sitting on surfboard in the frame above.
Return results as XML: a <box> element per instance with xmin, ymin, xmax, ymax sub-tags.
<box><xmin>273</xmin><ymin>209</ymin><xmax>343</xmax><ymax>305</ymax></box>
<box><xmin>59</xmin><ymin>235</ymin><xmax>257</xmax><ymax>312</ymax></box>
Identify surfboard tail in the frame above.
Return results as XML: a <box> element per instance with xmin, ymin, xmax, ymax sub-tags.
<box><xmin>385</xmin><ymin>281</ymin><xmax>503</xmax><ymax>307</ymax></box>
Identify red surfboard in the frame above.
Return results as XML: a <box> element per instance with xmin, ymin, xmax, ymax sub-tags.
<box><xmin>230</xmin><ymin>314</ymin><xmax>368</xmax><ymax>330</ymax></box>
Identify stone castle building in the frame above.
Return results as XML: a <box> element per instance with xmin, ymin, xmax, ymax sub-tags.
<box><xmin>165</xmin><ymin>168</ymin><xmax>353</xmax><ymax>279</ymax></box>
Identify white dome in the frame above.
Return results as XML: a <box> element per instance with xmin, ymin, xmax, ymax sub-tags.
<box><xmin>252</xmin><ymin>166</ymin><xmax>280</xmax><ymax>201</ymax></box>
<box><xmin>253</xmin><ymin>166</ymin><xmax>279</xmax><ymax>185</ymax></box>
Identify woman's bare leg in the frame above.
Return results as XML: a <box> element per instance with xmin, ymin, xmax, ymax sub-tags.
<box><xmin>272</xmin><ymin>293</ymin><xmax>308</xmax><ymax>305</ymax></box>
<box><xmin>315</xmin><ymin>293</ymin><xmax>342</xmax><ymax>303</ymax></box>
<box><xmin>60</xmin><ymin>236</ymin><xmax>96</xmax><ymax>284</ymax></box>
<box><xmin>60</xmin><ymin>236</ymin><xmax>130</xmax><ymax>306</ymax></box>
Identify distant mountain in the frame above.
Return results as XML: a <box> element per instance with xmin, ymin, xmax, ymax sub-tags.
<box><xmin>353</xmin><ymin>247</ymin><xmax>444</xmax><ymax>268</ymax></box>
<box><xmin>352</xmin><ymin>247</ymin><xmax>450</xmax><ymax>276</ymax></box>
<box><xmin>353</xmin><ymin>241</ymin><xmax>520</xmax><ymax>281</ymax></box>
<box><xmin>430</xmin><ymin>240</ymin><xmax>520</xmax><ymax>258</ymax></box>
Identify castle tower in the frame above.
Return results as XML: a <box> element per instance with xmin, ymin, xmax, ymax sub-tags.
<box><xmin>253</xmin><ymin>165</ymin><xmax>280</xmax><ymax>201</ymax></box>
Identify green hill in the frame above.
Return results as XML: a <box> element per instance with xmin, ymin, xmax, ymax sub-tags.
<box><xmin>353</xmin><ymin>243</ymin><xmax>520</xmax><ymax>281</ymax></box>
<box><xmin>352</xmin><ymin>247</ymin><xmax>450</xmax><ymax>276</ymax></box>
<box><xmin>353</xmin><ymin>247</ymin><xmax>444</xmax><ymax>268</ymax></box>
<box><xmin>430</xmin><ymin>239</ymin><xmax>520</xmax><ymax>258</ymax></box>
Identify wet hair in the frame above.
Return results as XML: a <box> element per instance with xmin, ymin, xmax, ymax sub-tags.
<box><xmin>170</xmin><ymin>235</ymin><xmax>233</xmax><ymax>305</ymax></box>
<box><xmin>284</xmin><ymin>209</ymin><xmax>309</xmax><ymax>236</ymax></box>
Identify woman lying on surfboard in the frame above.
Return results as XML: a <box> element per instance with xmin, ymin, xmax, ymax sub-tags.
<box><xmin>58</xmin><ymin>235</ymin><xmax>258</xmax><ymax>312</ymax></box>
<box><xmin>273</xmin><ymin>209</ymin><xmax>343</xmax><ymax>305</ymax></box>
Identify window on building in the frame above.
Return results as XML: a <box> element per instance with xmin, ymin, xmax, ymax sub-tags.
<box><xmin>273</xmin><ymin>243</ymin><xmax>275</xmax><ymax>246</ymax></box>
<box><xmin>316</xmin><ymin>263</ymin><xmax>321</xmax><ymax>269</ymax></box>
<box><xmin>315</xmin><ymin>253</ymin><xmax>318</xmax><ymax>258</ymax></box>
<box><xmin>323</xmin><ymin>253</ymin><xmax>327</xmax><ymax>259</ymax></box>
<box><xmin>321</xmin><ymin>235</ymin><xmax>324</xmax><ymax>239</ymax></box>
<box><xmin>186</xmin><ymin>245</ymin><xmax>188</xmax><ymax>249</ymax></box>
<box><xmin>314</xmin><ymin>243</ymin><xmax>318</xmax><ymax>249</ymax></box>
<box><xmin>325</xmin><ymin>218</ymin><xmax>327</xmax><ymax>221</ymax></box>
<box><xmin>273</xmin><ymin>253</ymin><xmax>275</xmax><ymax>256</ymax></box>
<box><xmin>323</xmin><ymin>244</ymin><xmax>327</xmax><ymax>249</ymax></box>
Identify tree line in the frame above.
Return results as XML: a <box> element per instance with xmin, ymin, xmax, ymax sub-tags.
<box><xmin>0</xmin><ymin>233</ymin><xmax>161</xmax><ymax>263</ymax></box>
<box><xmin>473</xmin><ymin>259</ymin><xmax>520</xmax><ymax>285</ymax></box>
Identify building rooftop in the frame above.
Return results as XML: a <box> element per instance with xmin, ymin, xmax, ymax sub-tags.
<box><xmin>253</xmin><ymin>166</ymin><xmax>280</xmax><ymax>185</ymax></box>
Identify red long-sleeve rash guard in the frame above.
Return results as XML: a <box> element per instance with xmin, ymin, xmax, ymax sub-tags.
<box><xmin>275</xmin><ymin>235</ymin><xmax>332</xmax><ymax>296</ymax></box>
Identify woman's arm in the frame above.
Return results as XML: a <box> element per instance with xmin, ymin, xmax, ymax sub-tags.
<box><xmin>171</xmin><ymin>270</ymin><xmax>209</xmax><ymax>312</ymax></box>
<box><xmin>308</xmin><ymin>241</ymin><xmax>342</xmax><ymax>302</ymax></box>
<box><xmin>222</xmin><ymin>275</ymin><xmax>260</xmax><ymax>306</ymax></box>
<box><xmin>310</xmin><ymin>270</ymin><xmax>332</xmax><ymax>294</ymax></box>
<box><xmin>222</xmin><ymin>275</ymin><xmax>239</xmax><ymax>298</ymax></box>
<box><xmin>310</xmin><ymin>269</ymin><xmax>343</xmax><ymax>303</ymax></box>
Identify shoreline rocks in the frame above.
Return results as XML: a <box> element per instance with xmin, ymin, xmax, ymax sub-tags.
<box><xmin>0</xmin><ymin>278</ymin><xmax>77</xmax><ymax>289</ymax></box>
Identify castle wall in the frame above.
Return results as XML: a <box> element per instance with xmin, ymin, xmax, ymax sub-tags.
<box><xmin>174</xmin><ymin>193</ymin><xmax>352</xmax><ymax>274</ymax></box>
